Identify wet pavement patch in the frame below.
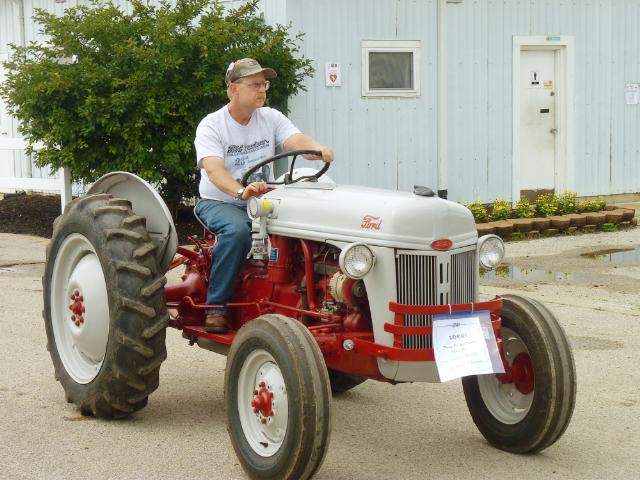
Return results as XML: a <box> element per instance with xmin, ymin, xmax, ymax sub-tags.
<box><xmin>480</xmin><ymin>264</ymin><xmax>573</xmax><ymax>282</ymax></box>
<box><xmin>569</xmin><ymin>335</ymin><xmax>624</xmax><ymax>351</ymax></box>
<box><xmin>580</xmin><ymin>247</ymin><xmax>640</xmax><ymax>265</ymax></box>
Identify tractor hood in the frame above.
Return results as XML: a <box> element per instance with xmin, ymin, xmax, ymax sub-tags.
<box><xmin>258</xmin><ymin>183</ymin><xmax>478</xmax><ymax>250</ymax></box>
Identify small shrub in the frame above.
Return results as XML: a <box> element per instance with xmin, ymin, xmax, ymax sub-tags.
<box><xmin>535</xmin><ymin>193</ymin><xmax>560</xmax><ymax>217</ymax></box>
<box><xmin>491</xmin><ymin>199</ymin><xmax>512</xmax><ymax>220</ymax></box>
<box><xmin>512</xmin><ymin>197</ymin><xmax>536</xmax><ymax>218</ymax></box>
<box><xmin>557</xmin><ymin>191</ymin><xmax>578</xmax><ymax>214</ymax></box>
<box><xmin>578</xmin><ymin>198</ymin><xmax>607</xmax><ymax>213</ymax></box>
<box><xmin>466</xmin><ymin>200</ymin><xmax>490</xmax><ymax>223</ymax></box>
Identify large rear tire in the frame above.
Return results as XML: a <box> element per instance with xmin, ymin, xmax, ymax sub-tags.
<box><xmin>225</xmin><ymin>314</ymin><xmax>332</xmax><ymax>480</ymax></box>
<box><xmin>462</xmin><ymin>295</ymin><xmax>576</xmax><ymax>453</ymax></box>
<box><xmin>43</xmin><ymin>194</ymin><xmax>168</xmax><ymax>418</ymax></box>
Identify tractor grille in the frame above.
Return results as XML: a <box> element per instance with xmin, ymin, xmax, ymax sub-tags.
<box><xmin>395</xmin><ymin>249</ymin><xmax>476</xmax><ymax>349</ymax></box>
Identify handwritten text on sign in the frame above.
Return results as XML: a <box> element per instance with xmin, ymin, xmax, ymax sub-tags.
<box><xmin>433</xmin><ymin>316</ymin><xmax>495</xmax><ymax>382</ymax></box>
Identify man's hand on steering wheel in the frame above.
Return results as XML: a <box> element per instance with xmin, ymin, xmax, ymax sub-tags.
<box><xmin>240</xmin><ymin>149</ymin><xmax>333</xmax><ymax>187</ymax></box>
<box><xmin>241</xmin><ymin>181</ymin><xmax>269</xmax><ymax>201</ymax></box>
<box><xmin>305</xmin><ymin>146</ymin><xmax>334</xmax><ymax>163</ymax></box>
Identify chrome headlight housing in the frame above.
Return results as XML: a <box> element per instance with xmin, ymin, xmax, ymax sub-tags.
<box><xmin>477</xmin><ymin>234</ymin><xmax>505</xmax><ymax>270</ymax></box>
<box><xmin>339</xmin><ymin>243</ymin><xmax>375</xmax><ymax>279</ymax></box>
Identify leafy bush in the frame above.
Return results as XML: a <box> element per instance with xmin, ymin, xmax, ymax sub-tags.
<box><xmin>512</xmin><ymin>197</ymin><xmax>536</xmax><ymax>218</ymax></box>
<box><xmin>466</xmin><ymin>200</ymin><xmax>490</xmax><ymax>223</ymax></box>
<box><xmin>490</xmin><ymin>199</ymin><xmax>512</xmax><ymax>220</ymax></box>
<box><xmin>0</xmin><ymin>0</ymin><xmax>312</xmax><ymax>215</ymax></box>
<box><xmin>577</xmin><ymin>198</ymin><xmax>607</xmax><ymax>213</ymax></box>
<box><xmin>557</xmin><ymin>191</ymin><xmax>578</xmax><ymax>214</ymax></box>
<box><xmin>535</xmin><ymin>193</ymin><xmax>560</xmax><ymax>217</ymax></box>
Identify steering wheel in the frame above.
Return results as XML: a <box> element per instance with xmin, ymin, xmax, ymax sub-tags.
<box><xmin>239</xmin><ymin>150</ymin><xmax>330</xmax><ymax>187</ymax></box>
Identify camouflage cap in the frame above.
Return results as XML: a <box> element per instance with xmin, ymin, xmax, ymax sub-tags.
<box><xmin>225</xmin><ymin>58</ymin><xmax>277</xmax><ymax>86</ymax></box>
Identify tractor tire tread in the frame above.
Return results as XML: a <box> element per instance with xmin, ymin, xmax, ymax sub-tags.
<box><xmin>134</xmin><ymin>242</ymin><xmax>157</xmax><ymax>259</ymax></box>
<box><xmin>122</xmin><ymin>215</ymin><xmax>147</xmax><ymax>228</ymax></box>
<box><xmin>105</xmin><ymin>228</ymin><xmax>145</xmax><ymax>242</ymax></box>
<box><xmin>120</xmin><ymin>296</ymin><xmax>157</xmax><ymax>319</ymax></box>
<box><xmin>522</xmin><ymin>297</ymin><xmax>576</xmax><ymax>451</ymax></box>
<box><xmin>137</xmin><ymin>350</ymin><xmax>168</xmax><ymax>376</ymax></box>
<box><xmin>115</xmin><ymin>260</ymin><xmax>152</xmax><ymax>278</ymax></box>
<box><xmin>43</xmin><ymin>194</ymin><xmax>168</xmax><ymax>419</ymax></box>
<box><xmin>114</xmin><ymin>329</ymin><xmax>155</xmax><ymax>359</ymax></box>
<box><xmin>106</xmin><ymin>198</ymin><xmax>132</xmax><ymax>208</ymax></box>
<box><xmin>142</xmin><ymin>313</ymin><xmax>170</xmax><ymax>339</ymax></box>
<box><xmin>140</xmin><ymin>277</ymin><xmax>167</xmax><ymax>298</ymax></box>
<box><xmin>113</xmin><ymin>367</ymin><xmax>147</xmax><ymax>392</ymax></box>
<box><xmin>93</xmin><ymin>205</ymin><xmax>131</xmax><ymax>217</ymax></box>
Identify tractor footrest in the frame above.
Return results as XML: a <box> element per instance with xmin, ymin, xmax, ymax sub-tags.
<box><xmin>182</xmin><ymin>326</ymin><xmax>235</xmax><ymax>345</ymax></box>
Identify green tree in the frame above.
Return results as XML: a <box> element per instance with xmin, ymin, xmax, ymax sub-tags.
<box><xmin>0</xmin><ymin>0</ymin><xmax>312</xmax><ymax>215</ymax></box>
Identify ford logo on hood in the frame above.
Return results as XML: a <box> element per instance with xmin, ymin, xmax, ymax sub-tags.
<box><xmin>431</xmin><ymin>239</ymin><xmax>452</xmax><ymax>251</ymax></box>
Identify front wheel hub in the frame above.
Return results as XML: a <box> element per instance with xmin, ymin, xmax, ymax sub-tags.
<box><xmin>251</xmin><ymin>381</ymin><xmax>275</xmax><ymax>421</ymax></box>
<box><xmin>237</xmin><ymin>350</ymin><xmax>288</xmax><ymax>457</ymax></box>
<box><xmin>478</xmin><ymin>327</ymin><xmax>535</xmax><ymax>424</ymax></box>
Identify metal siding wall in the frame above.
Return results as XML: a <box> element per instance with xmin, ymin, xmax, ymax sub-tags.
<box><xmin>5</xmin><ymin>0</ymin><xmax>639</xmax><ymax>197</ymax></box>
<box><xmin>286</xmin><ymin>0</ymin><xmax>439</xmax><ymax>191</ymax></box>
<box><xmin>1</xmin><ymin>1</ymin><xmax>20</xmax><ymax>55</ymax></box>
<box><xmin>447</xmin><ymin>0</ymin><xmax>640</xmax><ymax>202</ymax></box>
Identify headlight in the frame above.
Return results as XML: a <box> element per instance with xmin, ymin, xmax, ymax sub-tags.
<box><xmin>339</xmin><ymin>243</ymin><xmax>375</xmax><ymax>279</ymax></box>
<box><xmin>477</xmin><ymin>234</ymin><xmax>505</xmax><ymax>270</ymax></box>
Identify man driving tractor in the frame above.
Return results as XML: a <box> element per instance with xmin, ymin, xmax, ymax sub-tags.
<box><xmin>194</xmin><ymin>58</ymin><xmax>334</xmax><ymax>333</ymax></box>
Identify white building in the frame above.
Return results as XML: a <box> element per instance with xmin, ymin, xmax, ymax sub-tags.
<box><xmin>2</xmin><ymin>0</ymin><xmax>639</xmax><ymax>204</ymax></box>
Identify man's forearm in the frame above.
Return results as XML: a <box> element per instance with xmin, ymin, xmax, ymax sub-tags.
<box><xmin>284</xmin><ymin>133</ymin><xmax>321</xmax><ymax>153</ymax></box>
<box><xmin>284</xmin><ymin>134</ymin><xmax>334</xmax><ymax>163</ymax></box>
<box><xmin>203</xmin><ymin>160</ymin><xmax>242</xmax><ymax>196</ymax></box>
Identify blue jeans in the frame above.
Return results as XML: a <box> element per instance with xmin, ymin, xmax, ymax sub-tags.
<box><xmin>194</xmin><ymin>199</ymin><xmax>252</xmax><ymax>315</ymax></box>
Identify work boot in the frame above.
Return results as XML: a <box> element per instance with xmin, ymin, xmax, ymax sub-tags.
<box><xmin>205</xmin><ymin>313</ymin><xmax>229</xmax><ymax>333</ymax></box>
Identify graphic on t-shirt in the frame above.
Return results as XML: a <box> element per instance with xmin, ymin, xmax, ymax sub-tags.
<box><xmin>227</xmin><ymin>139</ymin><xmax>273</xmax><ymax>183</ymax></box>
<box><xmin>227</xmin><ymin>139</ymin><xmax>270</xmax><ymax>156</ymax></box>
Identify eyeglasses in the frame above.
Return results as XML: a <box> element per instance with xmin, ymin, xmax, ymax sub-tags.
<box><xmin>235</xmin><ymin>80</ymin><xmax>270</xmax><ymax>91</ymax></box>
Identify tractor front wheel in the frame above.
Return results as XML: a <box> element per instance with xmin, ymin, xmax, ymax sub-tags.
<box><xmin>43</xmin><ymin>194</ymin><xmax>168</xmax><ymax>418</ymax></box>
<box><xmin>462</xmin><ymin>295</ymin><xmax>576</xmax><ymax>453</ymax></box>
<box><xmin>225</xmin><ymin>314</ymin><xmax>332</xmax><ymax>480</ymax></box>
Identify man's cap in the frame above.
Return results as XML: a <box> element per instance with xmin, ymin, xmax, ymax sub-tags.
<box><xmin>225</xmin><ymin>58</ymin><xmax>277</xmax><ymax>86</ymax></box>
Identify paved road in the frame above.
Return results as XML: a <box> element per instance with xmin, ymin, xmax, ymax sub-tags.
<box><xmin>1</xmin><ymin>228</ymin><xmax>638</xmax><ymax>480</ymax></box>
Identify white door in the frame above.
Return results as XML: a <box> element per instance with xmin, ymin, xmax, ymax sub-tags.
<box><xmin>519</xmin><ymin>50</ymin><xmax>557</xmax><ymax>193</ymax></box>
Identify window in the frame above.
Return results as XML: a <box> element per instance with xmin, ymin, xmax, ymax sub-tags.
<box><xmin>362</xmin><ymin>40</ymin><xmax>420</xmax><ymax>97</ymax></box>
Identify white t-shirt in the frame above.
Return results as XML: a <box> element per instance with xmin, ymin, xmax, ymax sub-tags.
<box><xmin>194</xmin><ymin>105</ymin><xmax>300</xmax><ymax>205</ymax></box>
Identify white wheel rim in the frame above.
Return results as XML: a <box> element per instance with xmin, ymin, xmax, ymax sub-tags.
<box><xmin>237</xmin><ymin>349</ymin><xmax>288</xmax><ymax>457</ymax></box>
<box><xmin>477</xmin><ymin>327</ymin><xmax>534</xmax><ymax>424</ymax></box>
<box><xmin>50</xmin><ymin>233</ymin><xmax>110</xmax><ymax>384</ymax></box>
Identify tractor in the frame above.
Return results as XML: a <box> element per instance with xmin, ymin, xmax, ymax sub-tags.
<box><xmin>43</xmin><ymin>151</ymin><xmax>576</xmax><ymax>480</ymax></box>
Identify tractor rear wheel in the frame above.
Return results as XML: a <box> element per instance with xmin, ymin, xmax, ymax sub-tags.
<box><xmin>462</xmin><ymin>295</ymin><xmax>576</xmax><ymax>453</ymax></box>
<box><xmin>43</xmin><ymin>194</ymin><xmax>168</xmax><ymax>418</ymax></box>
<box><xmin>225</xmin><ymin>314</ymin><xmax>332</xmax><ymax>480</ymax></box>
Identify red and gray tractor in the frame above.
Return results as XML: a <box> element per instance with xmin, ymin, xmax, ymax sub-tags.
<box><xmin>43</xmin><ymin>151</ymin><xmax>576</xmax><ymax>479</ymax></box>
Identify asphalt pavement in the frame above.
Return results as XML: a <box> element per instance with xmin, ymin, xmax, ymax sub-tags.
<box><xmin>0</xmin><ymin>226</ymin><xmax>638</xmax><ymax>480</ymax></box>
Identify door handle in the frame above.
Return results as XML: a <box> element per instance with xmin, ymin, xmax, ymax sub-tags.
<box><xmin>550</xmin><ymin>128</ymin><xmax>558</xmax><ymax>134</ymax></box>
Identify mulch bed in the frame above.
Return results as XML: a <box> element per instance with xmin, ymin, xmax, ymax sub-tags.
<box><xmin>0</xmin><ymin>192</ymin><xmax>202</xmax><ymax>244</ymax></box>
